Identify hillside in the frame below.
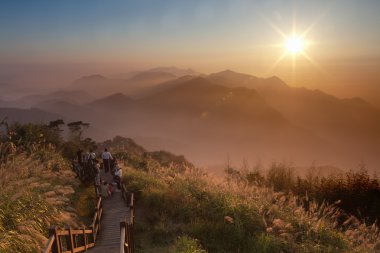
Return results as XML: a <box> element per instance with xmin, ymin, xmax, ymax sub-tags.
<box><xmin>0</xmin><ymin>150</ymin><xmax>93</xmax><ymax>253</ymax></box>
<box><xmin>121</xmin><ymin>162</ymin><xmax>380</xmax><ymax>252</ymax></box>
<box><xmin>0</xmin><ymin>107</ymin><xmax>61</xmax><ymax>123</ymax></box>
<box><xmin>1</xmin><ymin>118</ymin><xmax>380</xmax><ymax>252</ymax></box>
<box><xmin>87</xmin><ymin>93</ymin><xmax>133</xmax><ymax>112</ymax></box>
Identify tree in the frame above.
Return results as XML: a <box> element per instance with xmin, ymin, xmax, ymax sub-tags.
<box><xmin>67</xmin><ymin>121</ymin><xmax>90</xmax><ymax>142</ymax></box>
<box><xmin>46</xmin><ymin>119</ymin><xmax>65</xmax><ymax>146</ymax></box>
<box><xmin>49</xmin><ymin>119</ymin><xmax>65</xmax><ymax>131</ymax></box>
<box><xmin>0</xmin><ymin>117</ymin><xmax>9</xmax><ymax>141</ymax></box>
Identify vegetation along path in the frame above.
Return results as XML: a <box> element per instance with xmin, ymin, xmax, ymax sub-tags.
<box><xmin>88</xmin><ymin>170</ymin><xmax>131</xmax><ymax>253</ymax></box>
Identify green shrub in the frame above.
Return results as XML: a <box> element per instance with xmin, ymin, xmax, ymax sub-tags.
<box><xmin>170</xmin><ymin>236</ymin><xmax>206</xmax><ymax>253</ymax></box>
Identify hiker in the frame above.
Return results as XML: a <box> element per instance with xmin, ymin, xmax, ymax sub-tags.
<box><xmin>101</xmin><ymin>181</ymin><xmax>109</xmax><ymax>198</ymax></box>
<box><xmin>88</xmin><ymin>149</ymin><xmax>96</xmax><ymax>163</ymax></box>
<box><xmin>76</xmin><ymin>149</ymin><xmax>83</xmax><ymax>165</ymax></box>
<box><xmin>107</xmin><ymin>182</ymin><xmax>113</xmax><ymax>196</ymax></box>
<box><xmin>114</xmin><ymin>164</ymin><xmax>122</xmax><ymax>189</ymax></box>
<box><xmin>94</xmin><ymin>160</ymin><xmax>101</xmax><ymax>196</ymax></box>
<box><xmin>72</xmin><ymin>159</ymin><xmax>81</xmax><ymax>178</ymax></box>
<box><xmin>101</xmin><ymin>148</ymin><xmax>113</xmax><ymax>174</ymax></box>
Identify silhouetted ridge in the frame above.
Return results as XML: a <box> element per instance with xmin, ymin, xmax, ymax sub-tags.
<box><xmin>89</xmin><ymin>93</ymin><xmax>133</xmax><ymax>109</ymax></box>
<box><xmin>138</xmin><ymin>76</ymin><xmax>287</xmax><ymax>126</ymax></box>
<box><xmin>129</xmin><ymin>71</ymin><xmax>177</xmax><ymax>82</ymax></box>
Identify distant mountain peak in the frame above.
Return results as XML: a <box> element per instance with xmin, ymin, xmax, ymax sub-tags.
<box><xmin>128</xmin><ymin>71</ymin><xmax>177</xmax><ymax>82</ymax></box>
<box><xmin>146</xmin><ymin>67</ymin><xmax>200</xmax><ymax>77</ymax></box>
<box><xmin>106</xmin><ymin>92</ymin><xmax>131</xmax><ymax>100</ymax></box>
<box><xmin>88</xmin><ymin>92</ymin><xmax>133</xmax><ymax>109</ymax></box>
<box><xmin>212</xmin><ymin>69</ymin><xmax>240</xmax><ymax>75</ymax></box>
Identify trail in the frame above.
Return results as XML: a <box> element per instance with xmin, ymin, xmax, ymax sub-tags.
<box><xmin>88</xmin><ymin>169</ymin><xmax>130</xmax><ymax>253</ymax></box>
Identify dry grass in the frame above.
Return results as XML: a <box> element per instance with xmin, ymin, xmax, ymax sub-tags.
<box><xmin>0</xmin><ymin>148</ymin><xmax>86</xmax><ymax>253</ymax></box>
<box><xmin>124</xmin><ymin>165</ymin><xmax>380</xmax><ymax>253</ymax></box>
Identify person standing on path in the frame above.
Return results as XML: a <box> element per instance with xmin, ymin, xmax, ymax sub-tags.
<box><xmin>76</xmin><ymin>149</ymin><xmax>83</xmax><ymax>165</ymax></box>
<box><xmin>102</xmin><ymin>148</ymin><xmax>113</xmax><ymax>174</ymax></box>
<box><xmin>94</xmin><ymin>160</ymin><xmax>101</xmax><ymax>196</ymax></box>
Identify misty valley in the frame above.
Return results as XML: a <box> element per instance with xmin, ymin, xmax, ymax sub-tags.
<box><xmin>1</xmin><ymin>67</ymin><xmax>379</xmax><ymax>171</ymax></box>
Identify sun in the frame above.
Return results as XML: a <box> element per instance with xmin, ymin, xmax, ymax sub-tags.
<box><xmin>285</xmin><ymin>36</ymin><xmax>305</xmax><ymax>54</ymax></box>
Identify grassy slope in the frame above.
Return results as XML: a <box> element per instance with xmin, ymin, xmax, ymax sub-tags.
<box><xmin>0</xmin><ymin>149</ymin><xmax>95</xmax><ymax>253</ymax></box>
<box><xmin>123</xmin><ymin>166</ymin><xmax>380</xmax><ymax>253</ymax></box>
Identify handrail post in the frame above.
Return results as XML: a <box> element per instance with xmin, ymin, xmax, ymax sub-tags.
<box><xmin>120</xmin><ymin>219</ymin><xmax>126</xmax><ymax>253</ymax></box>
<box><xmin>89</xmin><ymin>225</ymin><xmax>96</xmax><ymax>243</ymax></box>
<box><xmin>65</xmin><ymin>225</ymin><xmax>75</xmax><ymax>253</ymax></box>
<box><xmin>131</xmin><ymin>223</ymin><xmax>135</xmax><ymax>253</ymax></box>
<box><xmin>48</xmin><ymin>226</ymin><xmax>61</xmax><ymax>253</ymax></box>
<box><xmin>82</xmin><ymin>226</ymin><xmax>88</xmax><ymax>251</ymax></box>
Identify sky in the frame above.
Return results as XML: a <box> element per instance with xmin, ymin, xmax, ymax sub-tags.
<box><xmin>1</xmin><ymin>0</ymin><xmax>380</xmax><ymax>92</ymax></box>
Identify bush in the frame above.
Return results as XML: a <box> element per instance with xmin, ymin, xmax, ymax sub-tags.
<box><xmin>170</xmin><ymin>236</ymin><xmax>206</xmax><ymax>253</ymax></box>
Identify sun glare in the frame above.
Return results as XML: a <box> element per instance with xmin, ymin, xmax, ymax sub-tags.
<box><xmin>285</xmin><ymin>36</ymin><xmax>305</xmax><ymax>54</ymax></box>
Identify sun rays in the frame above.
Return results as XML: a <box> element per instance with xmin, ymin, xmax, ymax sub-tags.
<box><xmin>262</xmin><ymin>10</ymin><xmax>328</xmax><ymax>83</ymax></box>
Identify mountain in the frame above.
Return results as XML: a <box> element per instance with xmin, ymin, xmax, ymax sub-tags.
<box><xmin>22</xmin><ymin>68</ymin><xmax>380</xmax><ymax>168</ymax></box>
<box><xmin>138</xmin><ymin>77</ymin><xmax>286</xmax><ymax>126</ymax></box>
<box><xmin>71</xmin><ymin>75</ymin><xmax>127</xmax><ymax>97</ymax></box>
<box><xmin>206</xmin><ymin>70</ymin><xmax>380</xmax><ymax>143</ymax></box>
<box><xmin>3</xmin><ymin>90</ymin><xmax>94</xmax><ymax>109</ymax></box>
<box><xmin>0</xmin><ymin>107</ymin><xmax>62</xmax><ymax>124</ymax></box>
<box><xmin>87</xmin><ymin>93</ymin><xmax>133</xmax><ymax>111</ymax></box>
<box><xmin>146</xmin><ymin>67</ymin><xmax>200</xmax><ymax>77</ymax></box>
<box><xmin>71</xmin><ymin>71</ymin><xmax>178</xmax><ymax>98</ymax></box>
<box><xmin>123</xmin><ymin>77</ymin><xmax>333</xmax><ymax>166</ymax></box>
<box><xmin>208</xmin><ymin>70</ymin><xmax>288</xmax><ymax>95</ymax></box>
<box><xmin>35</xmin><ymin>100</ymin><xmax>92</xmax><ymax>121</ymax></box>
<box><xmin>128</xmin><ymin>71</ymin><xmax>177</xmax><ymax>84</ymax></box>
<box><xmin>111</xmin><ymin>67</ymin><xmax>200</xmax><ymax>79</ymax></box>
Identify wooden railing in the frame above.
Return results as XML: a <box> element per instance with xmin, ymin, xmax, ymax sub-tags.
<box><xmin>120</xmin><ymin>184</ymin><xmax>135</xmax><ymax>253</ymax></box>
<box><xmin>42</xmin><ymin>196</ymin><xmax>103</xmax><ymax>253</ymax></box>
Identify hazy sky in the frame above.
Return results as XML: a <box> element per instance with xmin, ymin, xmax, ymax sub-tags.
<box><xmin>1</xmin><ymin>0</ymin><xmax>380</xmax><ymax>90</ymax></box>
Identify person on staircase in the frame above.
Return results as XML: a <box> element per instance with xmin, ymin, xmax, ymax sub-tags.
<box><xmin>94</xmin><ymin>160</ymin><xmax>101</xmax><ymax>196</ymax></box>
<box><xmin>114</xmin><ymin>163</ymin><xmax>122</xmax><ymax>190</ymax></box>
<box><xmin>102</xmin><ymin>148</ymin><xmax>113</xmax><ymax>174</ymax></box>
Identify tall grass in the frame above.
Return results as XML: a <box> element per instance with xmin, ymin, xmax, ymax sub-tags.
<box><xmin>236</xmin><ymin>162</ymin><xmax>380</xmax><ymax>226</ymax></box>
<box><xmin>123</xmin><ymin>165</ymin><xmax>380</xmax><ymax>252</ymax></box>
<box><xmin>0</xmin><ymin>148</ymin><xmax>87</xmax><ymax>253</ymax></box>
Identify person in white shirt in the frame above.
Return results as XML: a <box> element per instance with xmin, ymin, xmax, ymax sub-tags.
<box><xmin>114</xmin><ymin>164</ymin><xmax>122</xmax><ymax>189</ymax></box>
<box><xmin>102</xmin><ymin>148</ymin><xmax>113</xmax><ymax>173</ymax></box>
<box><xmin>88</xmin><ymin>149</ymin><xmax>96</xmax><ymax>163</ymax></box>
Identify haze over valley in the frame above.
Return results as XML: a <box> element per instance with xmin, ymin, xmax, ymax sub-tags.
<box><xmin>1</xmin><ymin>67</ymin><xmax>379</xmax><ymax>171</ymax></box>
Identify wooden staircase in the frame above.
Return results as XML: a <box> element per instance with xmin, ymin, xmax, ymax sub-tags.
<box><xmin>42</xmin><ymin>167</ymin><xmax>134</xmax><ymax>253</ymax></box>
<box><xmin>87</xmin><ymin>188</ymin><xmax>130</xmax><ymax>253</ymax></box>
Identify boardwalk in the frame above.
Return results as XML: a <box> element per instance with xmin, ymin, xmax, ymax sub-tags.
<box><xmin>88</xmin><ymin>170</ymin><xmax>130</xmax><ymax>253</ymax></box>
